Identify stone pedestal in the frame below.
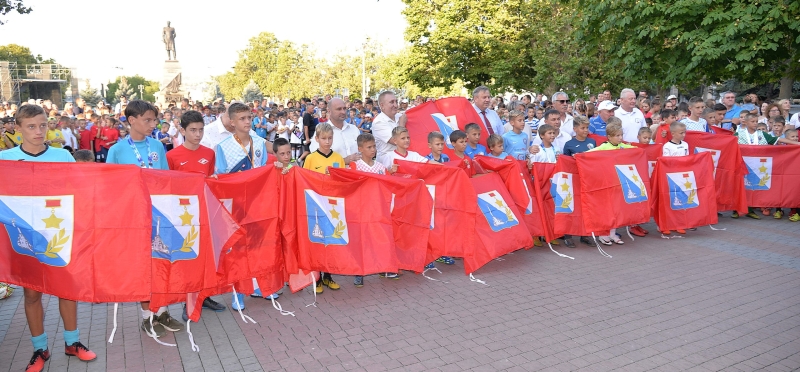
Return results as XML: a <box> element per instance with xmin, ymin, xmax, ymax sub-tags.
<box><xmin>155</xmin><ymin>60</ymin><xmax>187</xmax><ymax>106</ymax></box>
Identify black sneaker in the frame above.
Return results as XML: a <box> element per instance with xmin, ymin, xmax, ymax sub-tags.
<box><xmin>563</xmin><ymin>239</ymin><xmax>576</xmax><ymax>248</ymax></box>
<box><xmin>579</xmin><ymin>237</ymin><xmax>594</xmax><ymax>246</ymax></box>
<box><xmin>202</xmin><ymin>297</ymin><xmax>226</xmax><ymax>311</ymax></box>
<box><xmin>156</xmin><ymin>311</ymin><xmax>183</xmax><ymax>332</ymax></box>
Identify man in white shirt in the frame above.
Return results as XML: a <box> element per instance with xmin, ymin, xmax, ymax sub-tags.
<box><xmin>472</xmin><ymin>86</ymin><xmax>504</xmax><ymax>136</ymax></box>
<box><xmin>552</xmin><ymin>92</ymin><xmax>575</xmax><ymax>136</ymax></box>
<box><xmin>615</xmin><ymin>88</ymin><xmax>647</xmax><ymax>143</ymax></box>
<box><xmin>310</xmin><ymin>98</ymin><xmax>361</xmax><ymax>164</ymax></box>
<box><xmin>371</xmin><ymin>91</ymin><xmax>400</xmax><ymax>156</ymax></box>
<box><xmin>531</xmin><ymin>109</ymin><xmax>572</xmax><ymax>153</ymax></box>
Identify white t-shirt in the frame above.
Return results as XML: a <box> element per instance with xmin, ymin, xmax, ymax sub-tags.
<box><xmin>615</xmin><ymin>107</ymin><xmax>647</xmax><ymax>143</ymax></box>
<box><xmin>680</xmin><ymin>117</ymin><xmax>708</xmax><ymax>132</ymax></box>
<box><xmin>532</xmin><ymin>130</ymin><xmax>572</xmax><ymax>153</ymax></box>
<box><xmin>528</xmin><ymin>144</ymin><xmax>558</xmax><ymax>163</ymax></box>
<box><xmin>561</xmin><ymin>114</ymin><xmax>575</xmax><ymax>136</ymax></box>
<box><xmin>61</xmin><ymin>127</ymin><xmax>77</xmax><ymax>149</ymax></box>
<box><xmin>372</xmin><ymin>112</ymin><xmax>398</xmax><ymax>156</ymax></box>
<box><xmin>662</xmin><ymin>140</ymin><xmax>690</xmax><ymax>157</ymax></box>
<box><xmin>379</xmin><ymin>150</ymin><xmax>428</xmax><ymax>168</ymax></box>
<box><xmin>309</xmin><ymin>122</ymin><xmax>360</xmax><ymax>158</ymax></box>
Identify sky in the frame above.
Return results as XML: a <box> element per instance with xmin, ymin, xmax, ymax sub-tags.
<box><xmin>0</xmin><ymin>0</ymin><xmax>408</xmax><ymax>93</ymax></box>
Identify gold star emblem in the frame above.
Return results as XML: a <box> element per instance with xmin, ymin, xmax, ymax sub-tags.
<box><xmin>632</xmin><ymin>174</ymin><xmax>640</xmax><ymax>182</ymax></box>
<box><xmin>494</xmin><ymin>199</ymin><xmax>505</xmax><ymax>208</ymax></box>
<box><xmin>560</xmin><ymin>182</ymin><xmax>570</xmax><ymax>192</ymax></box>
<box><xmin>758</xmin><ymin>164</ymin><xmax>767</xmax><ymax>174</ymax></box>
<box><xmin>330</xmin><ymin>208</ymin><xmax>340</xmax><ymax>220</ymax></box>
<box><xmin>684</xmin><ymin>180</ymin><xmax>693</xmax><ymax>189</ymax></box>
<box><xmin>42</xmin><ymin>212</ymin><xmax>63</xmax><ymax>229</ymax></box>
<box><xmin>179</xmin><ymin>210</ymin><xmax>194</xmax><ymax>226</ymax></box>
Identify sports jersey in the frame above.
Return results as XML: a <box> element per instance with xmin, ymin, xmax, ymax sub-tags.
<box><xmin>167</xmin><ymin>145</ymin><xmax>216</xmax><ymax>176</ymax></box>
<box><xmin>0</xmin><ymin>145</ymin><xmax>75</xmax><ymax>162</ymax></box>
<box><xmin>680</xmin><ymin>117</ymin><xmax>709</xmax><ymax>132</ymax></box>
<box><xmin>214</xmin><ymin>135</ymin><xmax>268</xmax><ymax>174</ymax></box>
<box><xmin>425</xmin><ymin>152</ymin><xmax>450</xmax><ymax>163</ymax></box>
<box><xmin>350</xmin><ymin>158</ymin><xmax>388</xmax><ymax>175</ymax></box>
<box><xmin>486</xmin><ymin>152</ymin><xmax>510</xmax><ymax>160</ymax></box>
<box><xmin>46</xmin><ymin>129</ymin><xmax>64</xmax><ymax>148</ymax></box>
<box><xmin>464</xmin><ymin>143</ymin><xmax>487</xmax><ymax>159</ymax></box>
<box><xmin>79</xmin><ymin>129</ymin><xmax>93</xmax><ymax>150</ymax></box>
<box><xmin>662</xmin><ymin>140</ymin><xmax>690</xmax><ymax>157</ymax></box>
<box><xmin>303</xmin><ymin>149</ymin><xmax>345</xmax><ymax>174</ymax></box>
<box><xmin>562</xmin><ymin>137</ymin><xmax>597</xmax><ymax>156</ymax></box>
<box><xmin>101</xmin><ymin>127</ymin><xmax>119</xmax><ymax>150</ymax></box>
<box><xmin>4</xmin><ymin>130</ymin><xmax>23</xmax><ymax>147</ymax></box>
<box><xmin>502</xmin><ymin>131</ymin><xmax>530</xmax><ymax>160</ymax></box>
<box><xmin>106</xmin><ymin>136</ymin><xmax>168</xmax><ymax>170</ymax></box>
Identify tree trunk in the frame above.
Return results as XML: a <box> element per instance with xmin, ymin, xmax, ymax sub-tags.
<box><xmin>779</xmin><ymin>77</ymin><xmax>793</xmax><ymax>100</ymax></box>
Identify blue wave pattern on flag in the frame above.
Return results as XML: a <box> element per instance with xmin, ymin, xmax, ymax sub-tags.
<box><xmin>615</xmin><ymin>165</ymin><xmax>648</xmax><ymax>203</ymax></box>
<box><xmin>0</xmin><ymin>195</ymin><xmax>74</xmax><ymax>267</ymax></box>
<box><xmin>476</xmin><ymin>191</ymin><xmax>518</xmax><ymax>232</ymax></box>
<box><xmin>305</xmin><ymin>190</ymin><xmax>349</xmax><ymax>246</ymax></box>
<box><xmin>431</xmin><ymin>113</ymin><xmax>457</xmax><ymax>149</ymax></box>
<box><xmin>666</xmin><ymin>171</ymin><xmax>699</xmax><ymax>210</ymax></box>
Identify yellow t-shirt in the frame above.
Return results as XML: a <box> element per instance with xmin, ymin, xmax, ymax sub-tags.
<box><xmin>4</xmin><ymin>130</ymin><xmax>22</xmax><ymax>147</ymax></box>
<box><xmin>46</xmin><ymin>129</ymin><xmax>64</xmax><ymax>148</ymax></box>
<box><xmin>303</xmin><ymin>149</ymin><xmax>345</xmax><ymax>174</ymax></box>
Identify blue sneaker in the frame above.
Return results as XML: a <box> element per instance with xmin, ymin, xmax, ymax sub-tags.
<box><xmin>354</xmin><ymin>276</ymin><xmax>364</xmax><ymax>287</ymax></box>
<box><xmin>250</xmin><ymin>288</ymin><xmax>262</xmax><ymax>298</ymax></box>
<box><xmin>435</xmin><ymin>256</ymin><xmax>455</xmax><ymax>265</ymax></box>
<box><xmin>265</xmin><ymin>291</ymin><xmax>280</xmax><ymax>300</ymax></box>
<box><xmin>425</xmin><ymin>262</ymin><xmax>436</xmax><ymax>270</ymax></box>
<box><xmin>231</xmin><ymin>293</ymin><xmax>245</xmax><ymax>310</ymax></box>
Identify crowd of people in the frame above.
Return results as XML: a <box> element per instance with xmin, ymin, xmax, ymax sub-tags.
<box><xmin>0</xmin><ymin>86</ymin><xmax>798</xmax><ymax>372</ymax></box>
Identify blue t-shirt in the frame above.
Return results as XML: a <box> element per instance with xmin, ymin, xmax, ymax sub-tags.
<box><xmin>154</xmin><ymin>131</ymin><xmax>170</xmax><ymax>150</ymax></box>
<box><xmin>106</xmin><ymin>136</ymin><xmax>168</xmax><ymax>170</ymax></box>
<box><xmin>589</xmin><ymin>116</ymin><xmax>607</xmax><ymax>136</ymax></box>
<box><xmin>486</xmin><ymin>151</ymin><xmax>509</xmax><ymax>160</ymax></box>
<box><xmin>464</xmin><ymin>143</ymin><xmax>487</xmax><ymax>159</ymax></box>
<box><xmin>252</xmin><ymin>117</ymin><xmax>268</xmax><ymax>139</ymax></box>
<box><xmin>425</xmin><ymin>152</ymin><xmax>450</xmax><ymax>163</ymax></box>
<box><xmin>502</xmin><ymin>131</ymin><xmax>530</xmax><ymax>160</ymax></box>
<box><xmin>562</xmin><ymin>137</ymin><xmax>597</xmax><ymax>156</ymax></box>
<box><xmin>724</xmin><ymin>104</ymin><xmax>742</xmax><ymax>122</ymax></box>
<box><xmin>0</xmin><ymin>146</ymin><xmax>75</xmax><ymax>162</ymax></box>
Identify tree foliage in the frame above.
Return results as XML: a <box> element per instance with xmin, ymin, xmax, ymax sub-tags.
<box><xmin>106</xmin><ymin>75</ymin><xmax>158</xmax><ymax>104</ymax></box>
<box><xmin>242</xmin><ymin>80</ymin><xmax>263</xmax><ymax>102</ymax></box>
<box><xmin>80</xmin><ymin>79</ymin><xmax>102</xmax><ymax>107</ymax></box>
<box><xmin>0</xmin><ymin>0</ymin><xmax>31</xmax><ymax>25</ymax></box>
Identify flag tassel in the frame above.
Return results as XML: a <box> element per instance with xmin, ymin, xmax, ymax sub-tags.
<box><xmin>625</xmin><ymin>226</ymin><xmax>635</xmax><ymax>241</ymax></box>
<box><xmin>591</xmin><ymin>233</ymin><xmax>613</xmax><ymax>258</ymax></box>
<box><xmin>422</xmin><ymin>267</ymin><xmax>449</xmax><ymax>283</ymax></box>
<box><xmin>186</xmin><ymin>320</ymin><xmax>199</xmax><ymax>352</ymax></box>
<box><xmin>305</xmin><ymin>272</ymin><xmax>317</xmax><ymax>308</ymax></box>
<box><xmin>270</xmin><ymin>296</ymin><xmax>295</xmax><ymax>316</ymax></box>
<box><xmin>548</xmin><ymin>241</ymin><xmax>575</xmax><ymax>260</ymax></box>
<box><xmin>708</xmin><ymin>224</ymin><xmax>726</xmax><ymax>231</ymax></box>
<box><xmin>107</xmin><ymin>303</ymin><xmax>118</xmax><ymax>344</ymax></box>
<box><xmin>147</xmin><ymin>314</ymin><xmax>177</xmax><ymax>347</ymax></box>
<box><xmin>231</xmin><ymin>285</ymin><xmax>256</xmax><ymax>324</ymax></box>
<box><xmin>469</xmin><ymin>273</ymin><xmax>489</xmax><ymax>286</ymax></box>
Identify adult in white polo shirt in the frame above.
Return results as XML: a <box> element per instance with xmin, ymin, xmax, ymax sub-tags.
<box><xmin>552</xmin><ymin>91</ymin><xmax>575</xmax><ymax>136</ymax></box>
<box><xmin>200</xmin><ymin>106</ymin><xmax>263</xmax><ymax>152</ymax></box>
<box><xmin>615</xmin><ymin>88</ymin><xmax>646</xmax><ymax>143</ymax></box>
<box><xmin>310</xmin><ymin>98</ymin><xmax>361</xmax><ymax>164</ymax></box>
<box><xmin>371</xmin><ymin>91</ymin><xmax>400</xmax><ymax>156</ymax></box>
<box><xmin>472</xmin><ymin>86</ymin><xmax>504</xmax><ymax>136</ymax></box>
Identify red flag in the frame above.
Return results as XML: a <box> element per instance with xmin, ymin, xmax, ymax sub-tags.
<box><xmin>574</xmin><ymin>148</ymin><xmax>651</xmax><ymax>232</ymax></box>
<box><xmin>685</xmin><ymin>132</ymin><xmax>748</xmax><ymax>213</ymax></box>
<box><xmin>650</xmin><ymin>152</ymin><xmax>719</xmax><ymax>230</ymax></box>
<box><xmin>740</xmin><ymin>145</ymin><xmax>800</xmax><ymax>208</ymax></box>
<box><xmin>0</xmin><ymin>162</ymin><xmax>151</xmax><ymax>303</ymax></box>
<box><xmin>284</xmin><ymin>167</ymin><xmax>396</xmax><ymax>275</ymax></box>
<box><xmin>550</xmin><ymin>156</ymin><xmax>594</xmax><ymax>236</ymax></box>
<box><xmin>405</xmin><ymin>97</ymin><xmax>486</xmax><ymax>159</ymax></box>
<box><xmin>530</xmin><ymin>161</ymin><xmax>557</xmax><ymax>242</ymax></box>
<box><xmin>652</xmin><ymin>124</ymin><xmax>672</xmax><ymax>144</ymax></box>
<box><xmin>710</xmin><ymin>126</ymin><xmax>735</xmax><ymax>136</ymax></box>
<box><xmin>588</xmin><ymin>133</ymin><xmax>608</xmax><ymax>145</ymax></box>
<box><xmin>329</xmin><ymin>167</ymin><xmax>432</xmax><ymax>272</ymax></box>
<box><xmin>444</xmin><ymin>157</ymin><xmax>479</xmax><ymax>177</ymax></box>
<box><xmin>206</xmin><ymin>166</ymin><xmax>284</xmax><ymax>297</ymax></box>
<box><xmin>466</xmin><ymin>173</ymin><xmax>533</xmax><ymax>274</ymax></box>
<box><xmin>473</xmin><ymin>156</ymin><xmax>545</xmax><ymax>237</ymax></box>
<box><xmin>393</xmin><ymin>160</ymin><xmax>477</xmax><ymax>263</ymax></box>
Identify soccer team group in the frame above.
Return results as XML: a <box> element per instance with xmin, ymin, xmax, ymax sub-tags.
<box><xmin>0</xmin><ymin>87</ymin><xmax>798</xmax><ymax>372</ymax></box>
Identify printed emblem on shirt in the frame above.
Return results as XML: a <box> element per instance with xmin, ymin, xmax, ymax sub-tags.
<box><xmin>150</xmin><ymin>195</ymin><xmax>201</xmax><ymax>262</ymax></box>
<box><xmin>0</xmin><ymin>195</ymin><xmax>74</xmax><ymax>267</ymax></box>
<box><xmin>305</xmin><ymin>190</ymin><xmax>348</xmax><ymax>246</ymax></box>
<box><xmin>150</xmin><ymin>152</ymin><xmax>159</xmax><ymax>162</ymax></box>
<box><xmin>743</xmin><ymin>157</ymin><xmax>772</xmax><ymax>190</ymax></box>
<box><xmin>198</xmin><ymin>158</ymin><xmax>209</xmax><ymax>165</ymax></box>
<box><xmin>551</xmin><ymin>173</ymin><xmax>574</xmax><ymax>214</ymax></box>
<box><xmin>667</xmin><ymin>172</ymin><xmax>700</xmax><ymax>210</ymax></box>
<box><xmin>476</xmin><ymin>191</ymin><xmax>519</xmax><ymax>232</ymax></box>
<box><xmin>615</xmin><ymin>164</ymin><xmax>648</xmax><ymax>203</ymax></box>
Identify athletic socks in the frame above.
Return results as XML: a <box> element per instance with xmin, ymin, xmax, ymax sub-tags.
<box><xmin>63</xmin><ymin>329</ymin><xmax>79</xmax><ymax>346</ymax></box>
<box><xmin>31</xmin><ymin>332</ymin><xmax>48</xmax><ymax>351</ymax></box>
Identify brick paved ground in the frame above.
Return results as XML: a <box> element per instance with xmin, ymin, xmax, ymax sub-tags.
<box><xmin>1</xmin><ymin>215</ymin><xmax>799</xmax><ymax>371</ymax></box>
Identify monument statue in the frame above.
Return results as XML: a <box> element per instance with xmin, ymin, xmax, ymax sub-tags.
<box><xmin>163</xmin><ymin>21</ymin><xmax>177</xmax><ymax>60</ymax></box>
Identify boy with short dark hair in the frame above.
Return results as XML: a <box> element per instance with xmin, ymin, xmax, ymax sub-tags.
<box><xmin>463</xmin><ymin>123</ymin><xmax>487</xmax><ymax>158</ymax></box>
<box><xmin>486</xmin><ymin>134</ymin><xmax>509</xmax><ymax>160</ymax></box>
<box><xmin>73</xmin><ymin>149</ymin><xmax>94</xmax><ymax>162</ymax></box>
<box><xmin>680</xmin><ymin>96</ymin><xmax>709</xmax><ymax>132</ymax></box>
<box><xmin>563</xmin><ymin>116</ymin><xmax>597</xmax><ymax>156</ymax></box>
<box><xmin>425</xmin><ymin>131</ymin><xmax>450</xmax><ymax>163</ymax></box>
<box><xmin>653</xmin><ymin>109</ymin><xmax>678</xmax><ymax>144</ymax></box>
<box><xmin>0</xmin><ymin>105</ymin><xmax>96</xmax><ymax>371</ymax></box>
<box><xmin>273</xmin><ymin>137</ymin><xmax>296</xmax><ymax>173</ymax></box>
<box><xmin>528</xmin><ymin>124</ymin><xmax>558</xmax><ymax>164</ymax></box>
<box><xmin>637</xmin><ymin>127</ymin><xmax>652</xmax><ymax>144</ymax></box>
<box><xmin>167</xmin><ymin>110</ymin><xmax>216</xmax><ymax>176</ymax></box>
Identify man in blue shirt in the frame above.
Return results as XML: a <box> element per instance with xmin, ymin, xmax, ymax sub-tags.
<box><xmin>0</xmin><ymin>105</ymin><xmax>97</xmax><ymax>372</ymax></box>
<box><xmin>720</xmin><ymin>91</ymin><xmax>742</xmax><ymax>129</ymax></box>
<box><xmin>589</xmin><ymin>100</ymin><xmax>616</xmax><ymax>136</ymax></box>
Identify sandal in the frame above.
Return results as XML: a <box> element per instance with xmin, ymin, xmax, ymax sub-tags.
<box><xmin>611</xmin><ymin>237</ymin><xmax>624</xmax><ymax>245</ymax></box>
<box><xmin>598</xmin><ymin>237</ymin><xmax>613</xmax><ymax>246</ymax></box>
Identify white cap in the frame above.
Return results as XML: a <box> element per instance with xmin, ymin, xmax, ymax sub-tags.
<box><xmin>597</xmin><ymin>100</ymin><xmax>617</xmax><ymax>111</ymax></box>
<box><xmin>667</xmin><ymin>95</ymin><xmax>677</xmax><ymax>101</ymax></box>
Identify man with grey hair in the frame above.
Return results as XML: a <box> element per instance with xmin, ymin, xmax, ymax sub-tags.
<box><xmin>614</xmin><ymin>88</ymin><xmax>646</xmax><ymax>143</ymax></box>
<box><xmin>372</xmin><ymin>91</ymin><xmax>401</xmax><ymax>156</ymax></box>
<box><xmin>720</xmin><ymin>91</ymin><xmax>742</xmax><ymax>128</ymax></box>
<box><xmin>552</xmin><ymin>92</ymin><xmax>575</xmax><ymax>136</ymax></box>
<box><xmin>472</xmin><ymin>86</ymin><xmax>504</xmax><ymax>136</ymax></box>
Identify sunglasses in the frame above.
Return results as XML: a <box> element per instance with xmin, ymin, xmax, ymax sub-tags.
<box><xmin>556</xmin><ymin>100</ymin><xmax>571</xmax><ymax>104</ymax></box>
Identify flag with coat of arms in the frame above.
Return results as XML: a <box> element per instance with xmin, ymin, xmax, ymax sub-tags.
<box><xmin>404</xmin><ymin>97</ymin><xmax>487</xmax><ymax>160</ymax></box>
<box><xmin>739</xmin><ymin>145</ymin><xmax>800</xmax><ymax>208</ymax></box>
<box><xmin>685</xmin><ymin>132</ymin><xmax>748</xmax><ymax>213</ymax></box>
<box><xmin>0</xmin><ymin>162</ymin><xmax>152</xmax><ymax>303</ymax></box>
<box><xmin>550</xmin><ymin>155</ymin><xmax>594</xmax><ymax>236</ymax></box>
<box><xmin>650</xmin><ymin>152</ymin><xmax>719</xmax><ymax>231</ymax></box>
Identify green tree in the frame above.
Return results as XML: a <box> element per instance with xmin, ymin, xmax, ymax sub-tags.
<box><xmin>575</xmin><ymin>0</ymin><xmax>800</xmax><ymax>97</ymax></box>
<box><xmin>1</xmin><ymin>1</ymin><xmax>31</xmax><ymax>25</ymax></box>
<box><xmin>80</xmin><ymin>79</ymin><xmax>101</xmax><ymax>107</ymax></box>
<box><xmin>106</xmin><ymin>75</ymin><xmax>158</xmax><ymax>103</ymax></box>
<box><xmin>242</xmin><ymin>80</ymin><xmax>263</xmax><ymax>102</ymax></box>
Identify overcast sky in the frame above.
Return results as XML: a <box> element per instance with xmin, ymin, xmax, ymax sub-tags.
<box><xmin>0</xmin><ymin>0</ymin><xmax>408</xmax><ymax>89</ymax></box>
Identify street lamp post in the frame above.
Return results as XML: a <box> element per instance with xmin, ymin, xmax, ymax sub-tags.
<box><xmin>137</xmin><ymin>84</ymin><xmax>144</xmax><ymax>101</ymax></box>
<box><xmin>362</xmin><ymin>37</ymin><xmax>370</xmax><ymax>100</ymax></box>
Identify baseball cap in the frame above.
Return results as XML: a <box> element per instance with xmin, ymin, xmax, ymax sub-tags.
<box><xmin>666</xmin><ymin>95</ymin><xmax>677</xmax><ymax>101</ymax></box>
<box><xmin>401</xmin><ymin>99</ymin><xmax>408</xmax><ymax>103</ymax></box>
<box><xmin>1</xmin><ymin>117</ymin><xmax>14</xmax><ymax>124</ymax></box>
<box><xmin>597</xmin><ymin>100</ymin><xmax>617</xmax><ymax>111</ymax></box>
